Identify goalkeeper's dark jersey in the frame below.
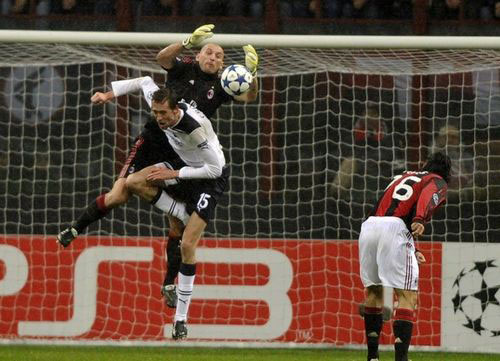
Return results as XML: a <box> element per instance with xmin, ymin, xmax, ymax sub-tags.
<box><xmin>370</xmin><ymin>171</ymin><xmax>448</xmax><ymax>231</ymax></box>
<box><xmin>164</xmin><ymin>56</ymin><xmax>233</xmax><ymax>118</ymax></box>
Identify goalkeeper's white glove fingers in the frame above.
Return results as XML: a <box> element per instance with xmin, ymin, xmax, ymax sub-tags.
<box><xmin>182</xmin><ymin>24</ymin><xmax>215</xmax><ymax>49</ymax></box>
<box><xmin>243</xmin><ymin>44</ymin><xmax>259</xmax><ymax>76</ymax></box>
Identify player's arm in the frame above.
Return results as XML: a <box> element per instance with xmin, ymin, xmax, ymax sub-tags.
<box><xmin>91</xmin><ymin>76</ymin><xmax>160</xmax><ymax>109</ymax></box>
<box><xmin>234</xmin><ymin>44</ymin><xmax>259</xmax><ymax>103</ymax></box>
<box><xmin>156</xmin><ymin>24</ymin><xmax>215</xmax><ymax>69</ymax></box>
<box><xmin>111</xmin><ymin>76</ymin><xmax>159</xmax><ymax>108</ymax></box>
<box><xmin>411</xmin><ymin>177</ymin><xmax>448</xmax><ymax>236</ymax></box>
<box><xmin>147</xmin><ymin>128</ymin><xmax>223</xmax><ymax>181</ymax></box>
<box><xmin>414</xmin><ymin>249</ymin><xmax>426</xmax><ymax>264</ymax></box>
<box><xmin>234</xmin><ymin>76</ymin><xmax>258</xmax><ymax>103</ymax></box>
<box><xmin>156</xmin><ymin>43</ymin><xmax>184</xmax><ymax>70</ymax></box>
<box><xmin>91</xmin><ymin>91</ymin><xmax>114</xmax><ymax>104</ymax></box>
<box><xmin>179</xmin><ymin>127</ymin><xmax>223</xmax><ymax>179</ymax></box>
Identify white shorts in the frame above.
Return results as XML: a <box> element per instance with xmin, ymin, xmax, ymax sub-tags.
<box><xmin>358</xmin><ymin>216</ymin><xmax>419</xmax><ymax>291</ymax></box>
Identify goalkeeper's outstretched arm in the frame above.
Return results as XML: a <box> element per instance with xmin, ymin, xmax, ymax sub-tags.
<box><xmin>156</xmin><ymin>24</ymin><xmax>215</xmax><ymax>69</ymax></box>
<box><xmin>156</xmin><ymin>42</ymin><xmax>184</xmax><ymax>70</ymax></box>
<box><xmin>234</xmin><ymin>76</ymin><xmax>258</xmax><ymax>103</ymax></box>
<box><xmin>234</xmin><ymin>44</ymin><xmax>259</xmax><ymax>103</ymax></box>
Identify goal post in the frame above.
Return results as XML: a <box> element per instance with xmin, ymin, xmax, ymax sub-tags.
<box><xmin>2</xmin><ymin>29</ymin><xmax>500</xmax><ymax>48</ymax></box>
<box><xmin>0</xmin><ymin>31</ymin><xmax>499</xmax><ymax>353</ymax></box>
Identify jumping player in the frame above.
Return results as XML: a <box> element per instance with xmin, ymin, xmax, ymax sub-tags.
<box><xmin>141</xmin><ymin>87</ymin><xmax>229</xmax><ymax>340</ymax></box>
<box><xmin>57</xmin><ymin>24</ymin><xmax>259</xmax><ymax>308</ymax></box>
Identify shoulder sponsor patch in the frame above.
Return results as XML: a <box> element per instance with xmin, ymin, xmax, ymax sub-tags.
<box><xmin>432</xmin><ymin>193</ymin><xmax>439</xmax><ymax>205</ymax></box>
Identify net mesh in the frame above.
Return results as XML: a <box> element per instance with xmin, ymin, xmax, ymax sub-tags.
<box><xmin>0</xmin><ymin>42</ymin><xmax>499</xmax><ymax>344</ymax></box>
<box><xmin>2</xmin><ymin>43</ymin><xmax>498</xmax><ymax>241</ymax></box>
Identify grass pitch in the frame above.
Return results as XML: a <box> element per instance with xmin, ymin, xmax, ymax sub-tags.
<box><xmin>1</xmin><ymin>346</ymin><xmax>500</xmax><ymax>361</ymax></box>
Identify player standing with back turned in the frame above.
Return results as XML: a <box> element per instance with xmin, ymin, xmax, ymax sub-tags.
<box><xmin>358</xmin><ymin>152</ymin><xmax>451</xmax><ymax>361</ymax></box>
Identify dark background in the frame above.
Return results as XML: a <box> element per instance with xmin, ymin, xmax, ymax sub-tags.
<box><xmin>0</xmin><ymin>59</ymin><xmax>498</xmax><ymax>242</ymax></box>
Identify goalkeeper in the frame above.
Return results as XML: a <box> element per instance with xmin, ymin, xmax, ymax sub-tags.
<box><xmin>56</xmin><ymin>24</ymin><xmax>259</xmax><ymax>309</ymax></box>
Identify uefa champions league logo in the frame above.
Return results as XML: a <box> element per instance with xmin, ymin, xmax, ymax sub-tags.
<box><xmin>4</xmin><ymin>66</ymin><xmax>64</xmax><ymax>125</ymax></box>
<box><xmin>452</xmin><ymin>260</ymin><xmax>500</xmax><ymax>337</ymax></box>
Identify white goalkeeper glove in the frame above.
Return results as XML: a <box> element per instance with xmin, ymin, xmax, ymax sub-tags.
<box><xmin>182</xmin><ymin>24</ymin><xmax>215</xmax><ymax>49</ymax></box>
<box><xmin>243</xmin><ymin>44</ymin><xmax>259</xmax><ymax>76</ymax></box>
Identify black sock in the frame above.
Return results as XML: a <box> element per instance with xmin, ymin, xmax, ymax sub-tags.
<box><xmin>393</xmin><ymin>309</ymin><xmax>414</xmax><ymax>361</ymax></box>
<box><xmin>179</xmin><ymin>262</ymin><xmax>196</xmax><ymax>276</ymax></box>
<box><xmin>73</xmin><ymin>194</ymin><xmax>110</xmax><ymax>233</ymax></box>
<box><xmin>364</xmin><ymin>307</ymin><xmax>383</xmax><ymax>360</ymax></box>
<box><xmin>163</xmin><ymin>236</ymin><xmax>182</xmax><ymax>285</ymax></box>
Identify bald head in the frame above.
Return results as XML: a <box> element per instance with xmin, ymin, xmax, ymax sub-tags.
<box><xmin>196</xmin><ymin>43</ymin><xmax>224</xmax><ymax>74</ymax></box>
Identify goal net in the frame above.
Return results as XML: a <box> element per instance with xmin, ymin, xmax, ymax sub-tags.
<box><xmin>0</xmin><ymin>33</ymin><xmax>499</xmax><ymax>351</ymax></box>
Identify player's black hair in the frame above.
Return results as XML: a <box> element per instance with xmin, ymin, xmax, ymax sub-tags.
<box><xmin>422</xmin><ymin>152</ymin><xmax>452</xmax><ymax>184</ymax></box>
<box><xmin>152</xmin><ymin>87</ymin><xmax>179</xmax><ymax>108</ymax></box>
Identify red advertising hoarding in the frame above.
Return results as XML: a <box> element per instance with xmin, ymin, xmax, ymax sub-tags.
<box><xmin>0</xmin><ymin>235</ymin><xmax>441</xmax><ymax>345</ymax></box>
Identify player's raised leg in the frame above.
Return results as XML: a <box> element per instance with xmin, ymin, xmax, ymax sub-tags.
<box><xmin>57</xmin><ymin>177</ymin><xmax>130</xmax><ymax>247</ymax></box>
<box><xmin>125</xmin><ymin>164</ymin><xmax>190</xmax><ymax>225</ymax></box>
<box><xmin>56</xmin><ymin>132</ymin><xmax>152</xmax><ymax>248</ymax></box>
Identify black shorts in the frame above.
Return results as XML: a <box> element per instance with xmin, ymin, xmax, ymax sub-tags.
<box><xmin>166</xmin><ymin>166</ymin><xmax>229</xmax><ymax>224</ymax></box>
<box><xmin>119</xmin><ymin>125</ymin><xmax>184</xmax><ymax>178</ymax></box>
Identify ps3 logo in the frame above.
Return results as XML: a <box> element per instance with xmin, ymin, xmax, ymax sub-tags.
<box><xmin>2</xmin><ymin>246</ymin><xmax>293</xmax><ymax>340</ymax></box>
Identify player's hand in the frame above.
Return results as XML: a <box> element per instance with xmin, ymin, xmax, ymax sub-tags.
<box><xmin>411</xmin><ymin>222</ymin><xmax>425</xmax><ymax>238</ymax></box>
<box><xmin>146</xmin><ymin>167</ymin><xmax>178</xmax><ymax>182</ymax></box>
<box><xmin>91</xmin><ymin>91</ymin><xmax>114</xmax><ymax>104</ymax></box>
<box><xmin>243</xmin><ymin>44</ymin><xmax>258</xmax><ymax>76</ymax></box>
<box><xmin>182</xmin><ymin>24</ymin><xmax>214</xmax><ymax>49</ymax></box>
<box><xmin>415</xmin><ymin>250</ymin><xmax>426</xmax><ymax>264</ymax></box>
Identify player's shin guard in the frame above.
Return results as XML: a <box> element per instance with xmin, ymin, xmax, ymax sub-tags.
<box><xmin>163</xmin><ymin>234</ymin><xmax>182</xmax><ymax>286</ymax></box>
<box><xmin>393</xmin><ymin>308</ymin><xmax>414</xmax><ymax>361</ymax></box>
<box><xmin>74</xmin><ymin>194</ymin><xmax>110</xmax><ymax>233</ymax></box>
<box><xmin>364</xmin><ymin>307</ymin><xmax>383</xmax><ymax>361</ymax></box>
<box><xmin>175</xmin><ymin>263</ymin><xmax>196</xmax><ymax>322</ymax></box>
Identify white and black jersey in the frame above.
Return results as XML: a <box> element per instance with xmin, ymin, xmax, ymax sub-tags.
<box><xmin>111</xmin><ymin>76</ymin><xmax>228</xmax><ymax>223</ymax></box>
<box><xmin>163</xmin><ymin>102</ymin><xmax>229</xmax><ymax>223</ymax></box>
<box><xmin>110</xmin><ymin>77</ymin><xmax>185</xmax><ymax>177</ymax></box>
<box><xmin>164</xmin><ymin>102</ymin><xmax>226</xmax><ymax>179</ymax></box>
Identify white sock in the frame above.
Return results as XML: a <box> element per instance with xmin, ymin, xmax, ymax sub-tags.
<box><xmin>153</xmin><ymin>191</ymin><xmax>189</xmax><ymax>225</ymax></box>
<box><xmin>175</xmin><ymin>268</ymin><xmax>196</xmax><ymax>322</ymax></box>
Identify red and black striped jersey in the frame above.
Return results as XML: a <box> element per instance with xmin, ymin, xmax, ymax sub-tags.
<box><xmin>164</xmin><ymin>57</ymin><xmax>233</xmax><ymax>119</ymax></box>
<box><xmin>370</xmin><ymin>171</ymin><xmax>448</xmax><ymax>229</ymax></box>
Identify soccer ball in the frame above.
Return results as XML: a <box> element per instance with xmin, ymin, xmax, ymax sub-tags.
<box><xmin>220</xmin><ymin>64</ymin><xmax>253</xmax><ymax>96</ymax></box>
<box><xmin>452</xmin><ymin>260</ymin><xmax>500</xmax><ymax>337</ymax></box>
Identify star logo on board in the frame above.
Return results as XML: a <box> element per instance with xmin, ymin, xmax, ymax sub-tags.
<box><xmin>452</xmin><ymin>260</ymin><xmax>500</xmax><ymax>337</ymax></box>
